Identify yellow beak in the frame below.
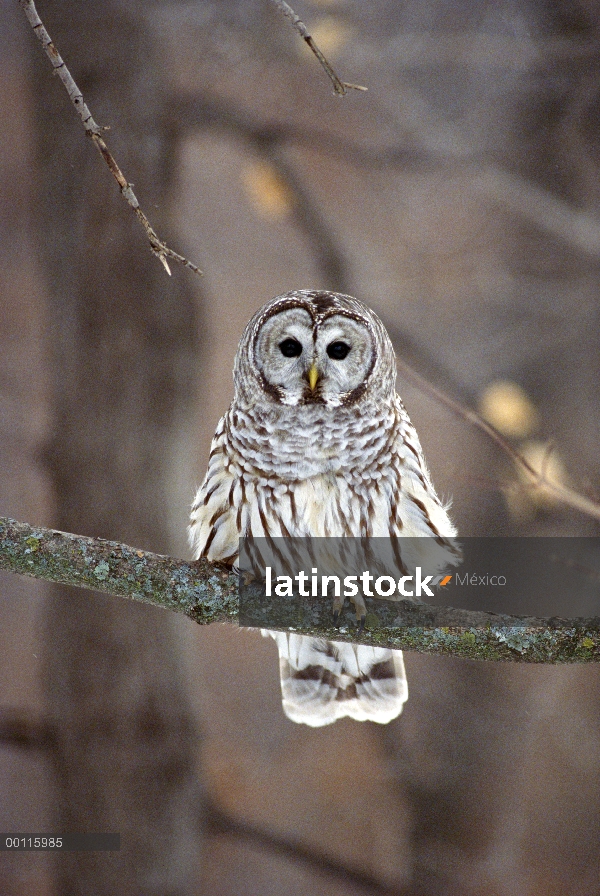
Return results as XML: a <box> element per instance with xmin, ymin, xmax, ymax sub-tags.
<box><xmin>308</xmin><ymin>364</ymin><xmax>319</xmax><ymax>391</ymax></box>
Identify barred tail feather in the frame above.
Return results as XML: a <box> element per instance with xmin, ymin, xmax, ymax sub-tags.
<box><xmin>265</xmin><ymin>632</ymin><xmax>408</xmax><ymax>727</ymax></box>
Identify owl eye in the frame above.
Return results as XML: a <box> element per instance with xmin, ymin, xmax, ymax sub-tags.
<box><xmin>279</xmin><ymin>338</ymin><xmax>303</xmax><ymax>358</ymax></box>
<box><xmin>326</xmin><ymin>341</ymin><xmax>351</xmax><ymax>360</ymax></box>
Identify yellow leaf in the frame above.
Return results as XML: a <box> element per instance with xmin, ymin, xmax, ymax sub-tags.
<box><xmin>479</xmin><ymin>380</ymin><xmax>539</xmax><ymax>439</ymax></box>
<box><xmin>519</xmin><ymin>440</ymin><xmax>567</xmax><ymax>505</ymax></box>
<box><xmin>302</xmin><ymin>16</ymin><xmax>353</xmax><ymax>59</ymax></box>
<box><xmin>240</xmin><ymin>161</ymin><xmax>294</xmax><ymax>220</ymax></box>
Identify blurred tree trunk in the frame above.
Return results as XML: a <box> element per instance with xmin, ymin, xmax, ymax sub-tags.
<box><xmin>30</xmin><ymin>1</ymin><xmax>203</xmax><ymax>893</ymax></box>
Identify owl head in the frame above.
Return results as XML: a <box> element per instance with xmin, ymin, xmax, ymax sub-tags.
<box><xmin>234</xmin><ymin>290</ymin><xmax>397</xmax><ymax>408</ymax></box>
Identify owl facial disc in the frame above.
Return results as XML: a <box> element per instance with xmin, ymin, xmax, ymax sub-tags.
<box><xmin>252</xmin><ymin>301</ymin><xmax>377</xmax><ymax>407</ymax></box>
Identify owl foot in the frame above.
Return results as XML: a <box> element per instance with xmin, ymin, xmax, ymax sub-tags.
<box><xmin>332</xmin><ymin>593</ymin><xmax>344</xmax><ymax>626</ymax></box>
<box><xmin>351</xmin><ymin>593</ymin><xmax>367</xmax><ymax>623</ymax></box>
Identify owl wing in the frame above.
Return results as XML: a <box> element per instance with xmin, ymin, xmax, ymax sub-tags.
<box><xmin>391</xmin><ymin>396</ymin><xmax>457</xmax><ymax>541</ymax></box>
<box><xmin>265</xmin><ymin>632</ymin><xmax>408</xmax><ymax>727</ymax></box>
<box><xmin>383</xmin><ymin>397</ymin><xmax>461</xmax><ymax>581</ymax></box>
<box><xmin>189</xmin><ymin>414</ymin><xmax>241</xmax><ymax>564</ymax></box>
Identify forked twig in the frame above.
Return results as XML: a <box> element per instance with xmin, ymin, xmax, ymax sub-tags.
<box><xmin>270</xmin><ymin>0</ymin><xmax>367</xmax><ymax>96</ymax></box>
<box><xmin>19</xmin><ymin>0</ymin><xmax>202</xmax><ymax>277</ymax></box>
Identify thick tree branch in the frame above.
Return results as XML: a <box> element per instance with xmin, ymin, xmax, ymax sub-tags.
<box><xmin>19</xmin><ymin>0</ymin><xmax>201</xmax><ymax>276</ymax></box>
<box><xmin>2</xmin><ymin>516</ymin><xmax>600</xmax><ymax>663</ymax></box>
<box><xmin>0</xmin><ymin>516</ymin><xmax>236</xmax><ymax>625</ymax></box>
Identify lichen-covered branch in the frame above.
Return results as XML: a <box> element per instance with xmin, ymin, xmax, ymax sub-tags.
<box><xmin>19</xmin><ymin>0</ymin><xmax>201</xmax><ymax>276</ymax></box>
<box><xmin>2</xmin><ymin>516</ymin><xmax>600</xmax><ymax>663</ymax></box>
<box><xmin>0</xmin><ymin>516</ymin><xmax>237</xmax><ymax>625</ymax></box>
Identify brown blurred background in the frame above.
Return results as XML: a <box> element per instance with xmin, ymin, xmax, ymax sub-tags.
<box><xmin>1</xmin><ymin>0</ymin><xmax>600</xmax><ymax>893</ymax></box>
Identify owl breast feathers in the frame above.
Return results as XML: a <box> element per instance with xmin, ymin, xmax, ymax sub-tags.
<box><xmin>190</xmin><ymin>290</ymin><xmax>457</xmax><ymax>727</ymax></box>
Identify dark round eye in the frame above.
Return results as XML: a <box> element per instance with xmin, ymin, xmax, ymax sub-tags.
<box><xmin>326</xmin><ymin>341</ymin><xmax>351</xmax><ymax>360</ymax></box>
<box><xmin>279</xmin><ymin>338</ymin><xmax>303</xmax><ymax>358</ymax></box>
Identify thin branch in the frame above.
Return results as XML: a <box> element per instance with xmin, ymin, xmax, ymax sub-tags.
<box><xmin>2</xmin><ymin>516</ymin><xmax>600</xmax><ymax>663</ymax></box>
<box><xmin>205</xmin><ymin>800</ymin><xmax>405</xmax><ymax>896</ymax></box>
<box><xmin>270</xmin><ymin>0</ymin><xmax>367</xmax><ymax>96</ymax></box>
<box><xmin>19</xmin><ymin>0</ymin><xmax>202</xmax><ymax>277</ymax></box>
<box><xmin>395</xmin><ymin>359</ymin><xmax>600</xmax><ymax>524</ymax></box>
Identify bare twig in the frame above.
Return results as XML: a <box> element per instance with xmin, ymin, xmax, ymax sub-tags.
<box><xmin>270</xmin><ymin>0</ymin><xmax>367</xmax><ymax>96</ymax></box>
<box><xmin>19</xmin><ymin>0</ymin><xmax>202</xmax><ymax>277</ymax></box>
<box><xmin>2</xmin><ymin>516</ymin><xmax>600</xmax><ymax>663</ymax></box>
<box><xmin>205</xmin><ymin>800</ymin><xmax>405</xmax><ymax>896</ymax></box>
<box><xmin>395</xmin><ymin>359</ymin><xmax>600</xmax><ymax>524</ymax></box>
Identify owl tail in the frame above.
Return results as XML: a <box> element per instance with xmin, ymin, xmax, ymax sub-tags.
<box><xmin>264</xmin><ymin>632</ymin><xmax>408</xmax><ymax>727</ymax></box>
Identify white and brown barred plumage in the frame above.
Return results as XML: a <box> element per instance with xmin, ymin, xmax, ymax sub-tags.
<box><xmin>190</xmin><ymin>290</ymin><xmax>457</xmax><ymax>727</ymax></box>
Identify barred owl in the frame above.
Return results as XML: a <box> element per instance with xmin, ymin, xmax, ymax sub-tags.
<box><xmin>190</xmin><ymin>290</ymin><xmax>457</xmax><ymax>727</ymax></box>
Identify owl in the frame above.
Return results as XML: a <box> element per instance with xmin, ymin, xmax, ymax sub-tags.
<box><xmin>190</xmin><ymin>290</ymin><xmax>457</xmax><ymax>727</ymax></box>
